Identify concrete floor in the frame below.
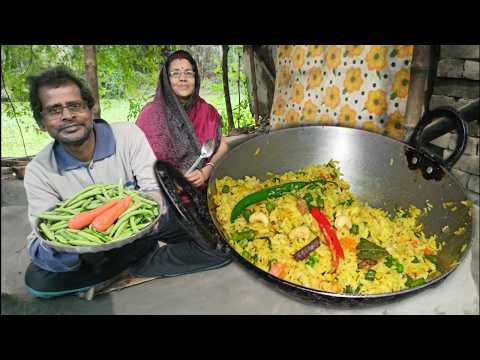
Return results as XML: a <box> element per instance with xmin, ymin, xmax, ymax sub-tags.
<box><xmin>2</xmin><ymin>178</ymin><xmax>479</xmax><ymax>315</ymax></box>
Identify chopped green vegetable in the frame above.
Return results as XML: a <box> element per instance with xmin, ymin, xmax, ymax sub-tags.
<box><xmin>305</xmin><ymin>253</ymin><xmax>319</xmax><ymax>267</ymax></box>
<box><xmin>357</xmin><ymin>238</ymin><xmax>389</xmax><ymax>261</ymax></box>
<box><xmin>221</xmin><ymin>185</ymin><xmax>230</xmax><ymax>194</ymax></box>
<box><xmin>350</xmin><ymin>224</ymin><xmax>359</xmax><ymax>235</ymax></box>
<box><xmin>365</xmin><ymin>269</ymin><xmax>376</xmax><ymax>281</ymax></box>
<box><xmin>266</xmin><ymin>202</ymin><xmax>275</xmax><ymax>213</ymax></box>
<box><xmin>411</xmin><ymin>256</ymin><xmax>420</xmax><ymax>263</ymax></box>
<box><xmin>405</xmin><ymin>276</ymin><xmax>426</xmax><ymax>288</ymax></box>
<box><xmin>424</xmin><ymin>255</ymin><xmax>438</xmax><ymax>266</ymax></box>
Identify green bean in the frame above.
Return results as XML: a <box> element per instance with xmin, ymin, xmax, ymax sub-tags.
<box><xmin>60</xmin><ymin>185</ymin><xmax>101</xmax><ymax>207</ymax></box>
<box><xmin>39</xmin><ymin>223</ymin><xmax>56</xmax><ymax>241</ymax></box>
<box><xmin>76</xmin><ymin>230</ymin><xmax>104</xmax><ymax>244</ymax></box>
<box><xmin>83</xmin><ymin>228</ymin><xmax>110</xmax><ymax>243</ymax></box>
<box><xmin>36</xmin><ymin>213</ymin><xmax>72</xmax><ymax>221</ymax></box>
<box><xmin>113</xmin><ymin>220</ymin><xmax>129</xmax><ymax>239</ymax></box>
<box><xmin>61</xmin><ymin>230</ymin><xmax>97</xmax><ymax>246</ymax></box>
<box><xmin>54</xmin><ymin>233</ymin><xmax>70</xmax><ymax>245</ymax></box>
<box><xmin>49</xmin><ymin>221</ymin><xmax>69</xmax><ymax>231</ymax></box>
<box><xmin>65</xmin><ymin>188</ymin><xmax>104</xmax><ymax>208</ymax></box>
<box><xmin>102</xmin><ymin>186</ymin><xmax>111</xmax><ymax>201</ymax></box>
<box><xmin>130</xmin><ymin>216</ymin><xmax>139</xmax><ymax>233</ymax></box>
<box><xmin>118</xmin><ymin>203</ymin><xmax>143</xmax><ymax>219</ymax></box>
<box><xmin>116</xmin><ymin>229</ymin><xmax>134</xmax><ymax>240</ymax></box>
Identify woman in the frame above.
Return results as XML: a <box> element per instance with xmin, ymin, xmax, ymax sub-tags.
<box><xmin>136</xmin><ymin>49</ymin><xmax>229</xmax><ymax>189</ymax></box>
<box><xmin>130</xmin><ymin>50</ymin><xmax>232</xmax><ymax>279</ymax></box>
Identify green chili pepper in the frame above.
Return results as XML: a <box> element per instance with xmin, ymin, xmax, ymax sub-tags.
<box><xmin>230</xmin><ymin>180</ymin><xmax>333</xmax><ymax>223</ymax></box>
<box><xmin>303</xmin><ymin>192</ymin><xmax>314</xmax><ymax>208</ymax></box>
<box><xmin>243</xmin><ymin>209</ymin><xmax>252</xmax><ymax>222</ymax></box>
<box><xmin>316</xmin><ymin>196</ymin><xmax>324</xmax><ymax>209</ymax></box>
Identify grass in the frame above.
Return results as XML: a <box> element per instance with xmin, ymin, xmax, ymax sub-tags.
<box><xmin>1</xmin><ymin>83</ymin><xmax>253</xmax><ymax>158</ymax></box>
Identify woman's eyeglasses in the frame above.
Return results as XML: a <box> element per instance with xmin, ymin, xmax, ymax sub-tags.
<box><xmin>169</xmin><ymin>70</ymin><xmax>195</xmax><ymax>79</ymax></box>
<box><xmin>42</xmin><ymin>101</ymin><xmax>87</xmax><ymax>118</ymax></box>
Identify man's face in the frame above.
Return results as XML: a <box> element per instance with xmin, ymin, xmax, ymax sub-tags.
<box><xmin>38</xmin><ymin>83</ymin><xmax>94</xmax><ymax>146</ymax></box>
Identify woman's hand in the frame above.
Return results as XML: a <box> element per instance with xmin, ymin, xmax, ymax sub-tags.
<box><xmin>185</xmin><ymin>169</ymin><xmax>208</xmax><ymax>188</ymax></box>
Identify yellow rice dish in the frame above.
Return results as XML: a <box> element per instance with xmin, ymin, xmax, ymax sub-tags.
<box><xmin>212</xmin><ymin>161</ymin><xmax>440</xmax><ymax>295</ymax></box>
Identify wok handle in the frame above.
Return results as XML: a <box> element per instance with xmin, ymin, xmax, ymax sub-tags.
<box><xmin>153</xmin><ymin>160</ymin><xmax>231</xmax><ymax>256</ymax></box>
<box><xmin>408</xmin><ymin>106</ymin><xmax>468</xmax><ymax>170</ymax></box>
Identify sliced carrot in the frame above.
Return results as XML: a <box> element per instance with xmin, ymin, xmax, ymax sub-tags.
<box><xmin>269</xmin><ymin>262</ymin><xmax>288</xmax><ymax>279</ymax></box>
<box><xmin>410</xmin><ymin>238</ymin><xmax>419</xmax><ymax>247</ymax></box>
<box><xmin>423</xmin><ymin>247</ymin><xmax>434</xmax><ymax>256</ymax></box>
<box><xmin>91</xmin><ymin>196</ymin><xmax>132</xmax><ymax>232</ymax></box>
<box><xmin>68</xmin><ymin>199</ymin><xmax>121</xmax><ymax>230</ymax></box>
<box><xmin>339</xmin><ymin>236</ymin><xmax>358</xmax><ymax>252</ymax></box>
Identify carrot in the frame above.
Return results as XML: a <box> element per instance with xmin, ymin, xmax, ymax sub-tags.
<box><xmin>339</xmin><ymin>236</ymin><xmax>358</xmax><ymax>252</ymax></box>
<box><xmin>91</xmin><ymin>196</ymin><xmax>132</xmax><ymax>232</ymax></box>
<box><xmin>269</xmin><ymin>262</ymin><xmax>288</xmax><ymax>279</ymax></box>
<box><xmin>68</xmin><ymin>199</ymin><xmax>121</xmax><ymax>230</ymax></box>
<box><xmin>423</xmin><ymin>247</ymin><xmax>434</xmax><ymax>256</ymax></box>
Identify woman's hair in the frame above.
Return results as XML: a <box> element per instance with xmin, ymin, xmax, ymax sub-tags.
<box><xmin>27</xmin><ymin>66</ymin><xmax>95</xmax><ymax>124</ymax></box>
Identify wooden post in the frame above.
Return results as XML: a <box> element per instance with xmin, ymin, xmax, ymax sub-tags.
<box><xmin>222</xmin><ymin>45</ymin><xmax>235</xmax><ymax>133</ymax></box>
<box><xmin>405</xmin><ymin>45</ymin><xmax>431</xmax><ymax>128</ymax></box>
<box><xmin>247</xmin><ymin>46</ymin><xmax>260</xmax><ymax>128</ymax></box>
<box><xmin>83</xmin><ymin>45</ymin><xmax>101</xmax><ymax>119</ymax></box>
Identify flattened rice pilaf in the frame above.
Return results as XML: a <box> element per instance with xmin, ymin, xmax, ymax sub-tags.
<box><xmin>212</xmin><ymin>161</ymin><xmax>440</xmax><ymax>295</ymax></box>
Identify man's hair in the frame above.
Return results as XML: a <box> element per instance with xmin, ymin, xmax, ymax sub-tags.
<box><xmin>27</xmin><ymin>66</ymin><xmax>95</xmax><ymax>123</ymax></box>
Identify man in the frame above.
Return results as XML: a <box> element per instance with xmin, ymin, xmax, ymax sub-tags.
<box><xmin>24</xmin><ymin>66</ymin><xmax>230</xmax><ymax>299</ymax></box>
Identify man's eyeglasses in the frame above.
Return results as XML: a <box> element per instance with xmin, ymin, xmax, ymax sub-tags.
<box><xmin>42</xmin><ymin>101</ymin><xmax>87</xmax><ymax>118</ymax></box>
<box><xmin>169</xmin><ymin>70</ymin><xmax>195</xmax><ymax>79</ymax></box>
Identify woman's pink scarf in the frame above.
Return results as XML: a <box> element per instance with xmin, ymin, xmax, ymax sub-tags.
<box><xmin>136</xmin><ymin>65</ymin><xmax>222</xmax><ymax>174</ymax></box>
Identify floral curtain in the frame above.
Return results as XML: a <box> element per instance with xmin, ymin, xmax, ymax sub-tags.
<box><xmin>270</xmin><ymin>45</ymin><xmax>414</xmax><ymax>140</ymax></box>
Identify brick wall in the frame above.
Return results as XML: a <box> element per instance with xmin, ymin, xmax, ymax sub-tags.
<box><xmin>429</xmin><ymin>45</ymin><xmax>479</xmax><ymax>204</ymax></box>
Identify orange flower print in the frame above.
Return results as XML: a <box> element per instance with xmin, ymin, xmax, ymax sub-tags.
<box><xmin>393</xmin><ymin>45</ymin><xmax>413</xmax><ymax>58</ymax></box>
<box><xmin>338</xmin><ymin>105</ymin><xmax>357</xmax><ymax>128</ymax></box>
<box><xmin>392</xmin><ymin>68</ymin><xmax>410</xmax><ymax>99</ymax></box>
<box><xmin>343</xmin><ymin>68</ymin><xmax>363</xmax><ymax>94</ymax></box>
<box><xmin>385</xmin><ymin>110</ymin><xmax>406</xmax><ymax>140</ymax></box>
<box><xmin>307</xmin><ymin>45</ymin><xmax>325</xmax><ymax>57</ymax></box>
<box><xmin>345</xmin><ymin>45</ymin><xmax>365</xmax><ymax>57</ymax></box>
<box><xmin>278</xmin><ymin>45</ymin><xmax>292</xmax><ymax>59</ymax></box>
<box><xmin>307</xmin><ymin>67</ymin><xmax>323</xmax><ymax>89</ymax></box>
<box><xmin>325</xmin><ymin>46</ymin><xmax>341</xmax><ymax>71</ymax></box>
<box><xmin>291</xmin><ymin>83</ymin><xmax>305</xmax><ymax>104</ymax></box>
<box><xmin>273</xmin><ymin>96</ymin><xmax>286</xmax><ymax>117</ymax></box>
<box><xmin>319</xmin><ymin>114</ymin><xmax>334</xmax><ymax>125</ymax></box>
<box><xmin>285</xmin><ymin>109</ymin><xmax>300</xmax><ymax>126</ymax></box>
<box><xmin>324</xmin><ymin>86</ymin><xmax>341</xmax><ymax>109</ymax></box>
<box><xmin>361</xmin><ymin>120</ymin><xmax>381</xmax><ymax>134</ymax></box>
<box><xmin>278</xmin><ymin>65</ymin><xmax>291</xmax><ymax>87</ymax></box>
<box><xmin>365</xmin><ymin>90</ymin><xmax>388</xmax><ymax>116</ymax></box>
<box><xmin>292</xmin><ymin>46</ymin><xmax>305</xmax><ymax>70</ymax></box>
<box><xmin>303</xmin><ymin>100</ymin><xmax>317</xmax><ymax>122</ymax></box>
<box><xmin>366</xmin><ymin>45</ymin><xmax>387</xmax><ymax>71</ymax></box>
